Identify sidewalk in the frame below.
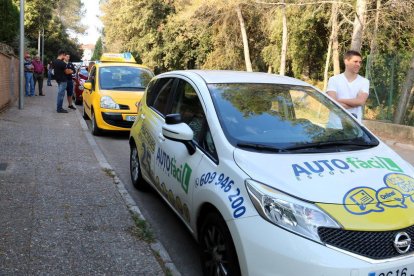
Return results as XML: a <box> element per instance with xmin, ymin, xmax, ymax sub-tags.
<box><xmin>0</xmin><ymin>84</ymin><xmax>164</xmax><ymax>275</ymax></box>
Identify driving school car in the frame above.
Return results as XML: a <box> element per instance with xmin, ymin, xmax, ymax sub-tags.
<box><xmin>82</xmin><ymin>53</ymin><xmax>154</xmax><ymax>135</ymax></box>
<box><xmin>129</xmin><ymin>70</ymin><xmax>414</xmax><ymax>275</ymax></box>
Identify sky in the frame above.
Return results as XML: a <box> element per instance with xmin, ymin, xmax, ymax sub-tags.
<box><xmin>77</xmin><ymin>0</ymin><xmax>103</xmax><ymax>45</ymax></box>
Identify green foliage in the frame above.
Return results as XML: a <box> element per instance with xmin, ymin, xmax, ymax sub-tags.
<box><xmin>91</xmin><ymin>37</ymin><xmax>103</xmax><ymax>60</ymax></box>
<box><xmin>0</xmin><ymin>0</ymin><xmax>19</xmax><ymax>45</ymax></box>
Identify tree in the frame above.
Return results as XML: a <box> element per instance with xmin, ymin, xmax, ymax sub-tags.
<box><xmin>393</xmin><ymin>55</ymin><xmax>414</xmax><ymax>124</ymax></box>
<box><xmin>91</xmin><ymin>37</ymin><xmax>103</xmax><ymax>60</ymax></box>
<box><xmin>350</xmin><ymin>0</ymin><xmax>367</xmax><ymax>51</ymax></box>
<box><xmin>0</xmin><ymin>0</ymin><xmax>19</xmax><ymax>46</ymax></box>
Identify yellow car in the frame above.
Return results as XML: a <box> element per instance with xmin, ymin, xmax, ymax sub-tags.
<box><xmin>82</xmin><ymin>53</ymin><xmax>154</xmax><ymax>135</ymax></box>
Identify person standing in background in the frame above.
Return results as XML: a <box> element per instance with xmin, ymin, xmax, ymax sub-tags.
<box><xmin>24</xmin><ymin>53</ymin><xmax>35</xmax><ymax>97</ymax></box>
<box><xmin>326</xmin><ymin>50</ymin><xmax>369</xmax><ymax>123</ymax></box>
<box><xmin>47</xmin><ymin>61</ymin><xmax>53</xmax><ymax>86</ymax></box>
<box><xmin>64</xmin><ymin>54</ymin><xmax>76</xmax><ymax>110</ymax></box>
<box><xmin>32</xmin><ymin>55</ymin><xmax>45</xmax><ymax>96</ymax></box>
<box><xmin>53</xmin><ymin>50</ymin><xmax>69</xmax><ymax>113</ymax></box>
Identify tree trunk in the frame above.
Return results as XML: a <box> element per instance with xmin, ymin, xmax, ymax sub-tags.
<box><xmin>369</xmin><ymin>0</ymin><xmax>381</xmax><ymax>58</ymax></box>
<box><xmin>323</xmin><ymin>31</ymin><xmax>333</xmax><ymax>91</ymax></box>
<box><xmin>331</xmin><ymin>2</ymin><xmax>340</xmax><ymax>74</ymax></box>
<box><xmin>236</xmin><ymin>5</ymin><xmax>253</xmax><ymax>72</ymax></box>
<box><xmin>393</xmin><ymin>55</ymin><xmax>414</xmax><ymax>124</ymax></box>
<box><xmin>279</xmin><ymin>0</ymin><xmax>288</xmax><ymax>76</ymax></box>
<box><xmin>350</xmin><ymin>0</ymin><xmax>367</xmax><ymax>52</ymax></box>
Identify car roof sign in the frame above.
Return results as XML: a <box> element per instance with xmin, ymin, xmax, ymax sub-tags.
<box><xmin>100</xmin><ymin>52</ymin><xmax>136</xmax><ymax>63</ymax></box>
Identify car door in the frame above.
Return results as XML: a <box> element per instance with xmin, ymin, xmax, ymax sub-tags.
<box><xmin>83</xmin><ymin>65</ymin><xmax>96</xmax><ymax>117</ymax></box>
<box><xmin>154</xmin><ymin>78</ymin><xmax>207</xmax><ymax>224</ymax></box>
<box><xmin>139</xmin><ymin>77</ymin><xmax>177</xmax><ymax>187</ymax></box>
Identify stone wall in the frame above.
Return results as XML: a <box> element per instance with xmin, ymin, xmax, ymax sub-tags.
<box><xmin>0</xmin><ymin>43</ymin><xmax>19</xmax><ymax>112</ymax></box>
<box><xmin>363</xmin><ymin>120</ymin><xmax>414</xmax><ymax>144</ymax></box>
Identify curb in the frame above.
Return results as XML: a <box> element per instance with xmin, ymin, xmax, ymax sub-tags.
<box><xmin>75</xmin><ymin>108</ymin><xmax>181</xmax><ymax>276</ymax></box>
<box><xmin>383</xmin><ymin>139</ymin><xmax>414</xmax><ymax>151</ymax></box>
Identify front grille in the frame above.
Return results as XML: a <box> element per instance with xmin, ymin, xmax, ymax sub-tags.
<box><xmin>101</xmin><ymin>113</ymin><xmax>133</xmax><ymax>129</ymax></box>
<box><xmin>119</xmin><ymin>104</ymin><xmax>130</xmax><ymax>110</ymax></box>
<box><xmin>318</xmin><ymin>225</ymin><xmax>414</xmax><ymax>260</ymax></box>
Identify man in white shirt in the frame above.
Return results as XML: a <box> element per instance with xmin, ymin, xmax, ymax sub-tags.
<box><xmin>326</xmin><ymin>50</ymin><xmax>370</xmax><ymax>123</ymax></box>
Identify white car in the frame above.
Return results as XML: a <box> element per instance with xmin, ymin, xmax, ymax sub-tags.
<box><xmin>129</xmin><ymin>70</ymin><xmax>414</xmax><ymax>276</ymax></box>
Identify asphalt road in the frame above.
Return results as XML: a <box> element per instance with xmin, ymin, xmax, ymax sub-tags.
<box><xmin>81</xmin><ymin>106</ymin><xmax>414</xmax><ymax>276</ymax></box>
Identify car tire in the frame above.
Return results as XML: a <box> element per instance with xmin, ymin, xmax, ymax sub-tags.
<box><xmin>75</xmin><ymin>97</ymin><xmax>82</xmax><ymax>105</ymax></box>
<box><xmin>91</xmin><ymin>109</ymin><xmax>101</xmax><ymax>136</ymax></box>
<box><xmin>199</xmin><ymin>212</ymin><xmax>241</xmax><ymax>276</ymax></box>
<box><xmin>82</xmin><ymin>105</ymin><xmax>89</xmax><ymax>120</ymax></box>
<box><xmin>130</xmin><ymin>145</ymin><xmax>149</xmax><ymax>190</ymax></box>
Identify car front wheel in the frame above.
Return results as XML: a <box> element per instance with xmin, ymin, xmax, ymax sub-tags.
<box><xmin>91</xmin><ymin>109</ymin><xmax>101</xmax><ymax>136</ymax></box>
<box><xmin>199</xmin><ymin>212</ymin><xmax>241</xmax><ymax>276</ymax></box>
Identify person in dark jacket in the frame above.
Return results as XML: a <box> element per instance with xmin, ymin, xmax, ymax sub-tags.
<box><xmin>53</xmin><ymin>49</ymin><xmax>69</xmax><ymax>113</ymax></box>
<box><xmin>24</xmin><ymin>53</ymin><xmax>35</xmax><ymax>96</ymax></box>
<box><xmin>64</xmin><ymin>54</ymin><xmax>76</xmax><ymax>110</ymax></box>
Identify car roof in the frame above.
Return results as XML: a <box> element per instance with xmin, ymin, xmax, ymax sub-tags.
<box><xmin>161</xmin><ymin>70</ymin><xmax>312</xmax><ymax>86</ymax></box>
<box><xmin>96</xmin><ymin>63</ymin><xmax>153</xmax><ymax>71</ymax></box>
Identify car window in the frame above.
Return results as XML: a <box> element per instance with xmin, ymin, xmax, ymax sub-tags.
<box><xmin>98</xmin><ymin>66</ymin><xmax>153</xmax><ymax>91</ymax></box>
<box><xmin>209</xmin><ymin>83</ymin><xmax>378</xmax><ymax>151</ymax></box>
<box><xmin>152</xmin><ymin>78</ymin><xmax>175</xmax><ymax>116</ymax></box>
<box><xmin>171</xmin><ymin>80</ymin><xmax>206</xmax><ymax>143</ymax></box>
<box><xmin>200</xmin><ymin>125</ymin><xmax>218</xmax><ymax>161</ymax></box>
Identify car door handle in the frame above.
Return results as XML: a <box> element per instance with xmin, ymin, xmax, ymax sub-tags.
<box><xmin>158</xmin><ymin>134</ymin><xmax>165</xmax><ymax>142</ymax></box>
<box><xmin>140</xmin><ymin>114</ymin><xmax>145</xmax><ymax>120</ymax></box>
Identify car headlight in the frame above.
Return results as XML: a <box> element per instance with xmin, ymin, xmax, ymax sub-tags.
<box><xmin>100</xmin><ymin>96</ymin><xmax>120</xmax><ymax>109</ymax></box>
<box><xmin>245</xmin><ymin>179</ymin><xmax>340</xmax><ymax>243</ymax></box>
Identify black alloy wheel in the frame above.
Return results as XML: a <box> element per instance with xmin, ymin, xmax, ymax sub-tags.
<box><xmin>199</xmin><ymin>212</ymin><xmax>241</xmax><ymax>276</ymax></box>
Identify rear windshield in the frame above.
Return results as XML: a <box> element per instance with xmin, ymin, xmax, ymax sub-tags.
<box><xmin>99</xmin><ymin>66</ymin><xmax>154</xmax><ymax>91</ymax></box>
<box><xmin>208</xmin><ymin>83</ymin><xmax>378</xmax><ymax>153</ymax></box>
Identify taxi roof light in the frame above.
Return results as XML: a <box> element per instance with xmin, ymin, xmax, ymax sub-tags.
<box><xmin>100</xmin><ymin>52</ymin><xmax>136</xmax><ymax>63</ymax></box>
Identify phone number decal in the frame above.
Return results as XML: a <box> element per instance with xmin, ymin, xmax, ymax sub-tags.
<box><xmin>198</xmin><ymin>172</ymin><xmax>246</xmax><ymax>218</ymax></box>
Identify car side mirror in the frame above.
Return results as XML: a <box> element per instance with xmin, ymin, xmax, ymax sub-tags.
<box><xmin>162</xmin><ymin>114</ymin><xmax>196</xmax><ymax>155</ymax></box>
<box><xmin>84</xmin><ymin>81</ymin><xmax>93</xmax><ymax>91</ymax></box>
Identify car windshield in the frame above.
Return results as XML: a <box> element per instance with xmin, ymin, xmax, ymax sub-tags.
<box><xmin>208</xmin><ymin>83</ymin><xmax>378</xmax><ymax>153</ymax></box>
<box><xmin>99</xmin><ymin>66</ymin><xmax>153</xmax><ymax>91</ymax></box>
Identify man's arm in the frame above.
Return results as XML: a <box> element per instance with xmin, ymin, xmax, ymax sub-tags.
<box><xmin>337</xmin><ymin>91</ymin><xmax>369</xmax><ymax>107</ymax></box>
<box><xmin>327</xmin><ymin>90</ymin><xmax>352</xmax><ymax>109</ymax></box>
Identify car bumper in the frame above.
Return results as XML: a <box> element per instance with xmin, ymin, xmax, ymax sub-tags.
<box><xmin>100</xmin><ymin>112</ymin><xmax>136</xmax><ymax>130</ymax></box>
<box><xmin>228</xmin><ymin>216</ymin><xmax>414</xmax><ymax>276</ymax></box>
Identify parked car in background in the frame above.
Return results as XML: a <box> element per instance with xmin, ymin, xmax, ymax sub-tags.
<box><xmin>129</xmin><ymin>70</ymin><xmax>414</xmax><ymax>275</ymax></box>
<box><xmin>82</xmin><ymin>53</ymin><xmax>154</xmax><ymax>135</ymax></box>
<box><xmin>73</xmin><ymin>66</ymin><xmax>89</xmax><ymax>105</ymax></box>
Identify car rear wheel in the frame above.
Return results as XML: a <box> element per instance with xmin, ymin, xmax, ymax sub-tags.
<box><xmin>199</xmin><ymin>212</ymin><xmax>241</xmax><ymax>276</ymax></box>
<box><xmin>91</xmin><ymin>109</ymin><xmax>101</xmax><ymax>136</ymax></box>
<box><xmin>82</xmin><ymin>105</ymin><xmax>89</xmax><ymax>120</ymax></box>
<box><xmin>130</xmin><ymin>145</ymin><xmax>148</xmax><ymax>190</ymax></box>
<box><xmin>75</xmin><ymin>96</ymin><xmax>82</xmax><ymax>105</ymax></box>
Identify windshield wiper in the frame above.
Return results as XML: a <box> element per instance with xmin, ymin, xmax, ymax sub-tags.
<box><xmin>283</xmin><ymin>139</ymin><xmax>378</xmax><ymax>151</ymax></box>
<box><xmin>237</xmin><ymin>143</ymin><xmax>284</xmax><ymax>152</ymax></box>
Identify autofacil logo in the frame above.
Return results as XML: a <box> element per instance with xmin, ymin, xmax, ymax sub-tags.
<box><xmin>156</xmin><ymin>148</ymin><xmax>192</xmax><ymax>193</ymax></box>
<box><xmin>292</xmin><ymin>156</ymin><xmax>403</xmax><ymax>181</ymax></box>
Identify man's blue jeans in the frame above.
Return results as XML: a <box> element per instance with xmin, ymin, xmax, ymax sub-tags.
<box><xmin>24</xmin><ymin>72</ymin><xmax>34</xmax><ymax>96</ymax></box>
<box><xmin>57</xmin><ymin>81</ymin><xmax>67</xmax><ymax>111</ymax></box>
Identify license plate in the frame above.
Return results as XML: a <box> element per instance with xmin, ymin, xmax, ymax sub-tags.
<box><xmin>125</xmin><ymin>115</ymin><xmax>136</xmax><ymax>122</ymax></box>
<box><xmin>369</xmin><ymin>264</ymin><xmax>414</xmax><ymax>276</ymax></box>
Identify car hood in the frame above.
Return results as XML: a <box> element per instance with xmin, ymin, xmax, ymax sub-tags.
<box><xmin>234</xmin><ymin>143</ymin><xmax>414</xmax><ymax>205</ymax></box>
<box><xmin>235</xmin><ymin>143</ymin><xmax>414</xmax><ymax>230</ymax></box>
<box><xmin>101</xmin><ymin>89</ymin><xmax>145</xmax><ymax>108</ymax></box>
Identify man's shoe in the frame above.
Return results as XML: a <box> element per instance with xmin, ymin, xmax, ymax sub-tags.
<box><xmin>39</xmin><ymin>94</ymin><xmax>45</xmax><ymax>96</ymax></box>
<box><xmin>68</xmin><ymin>105</ymin><xmax>76</xmax><ymax>110</ymax></box>
<box><xmin>57</xmin><ymin>109</ymin><xmax>68</xmax><ymax>113</ymax></box>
